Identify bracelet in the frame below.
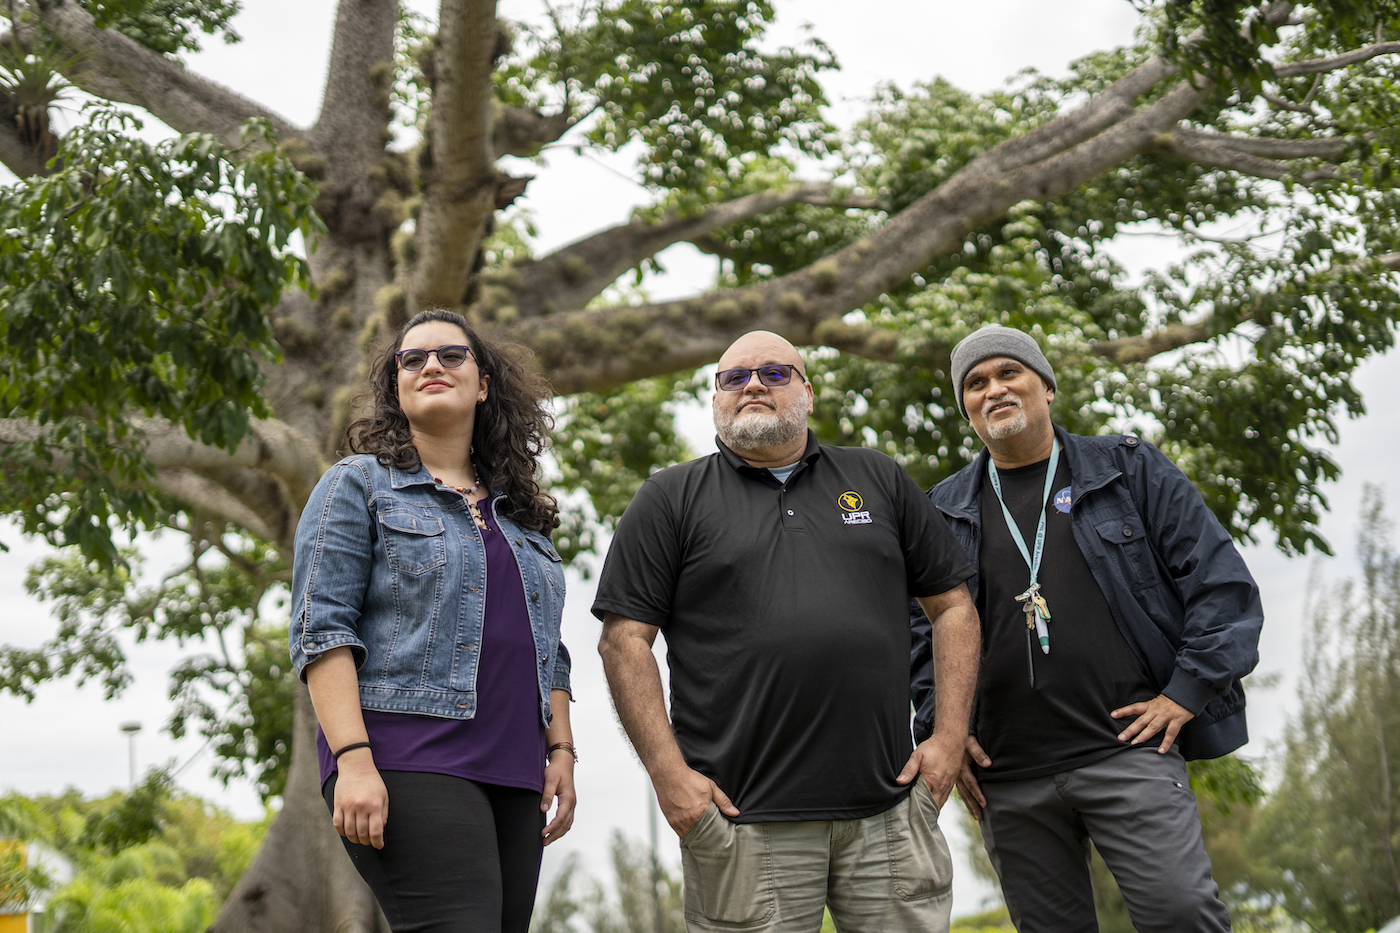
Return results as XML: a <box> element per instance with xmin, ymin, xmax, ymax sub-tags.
<box><xmin>547</xmin><ymin>742</ymin><xmax>578</xmax><ymax>763</ymax></box>
<box><xmin>332</xmin><ymin>741</ymin><xmax>372</xmax><ymax>761</ymax></box>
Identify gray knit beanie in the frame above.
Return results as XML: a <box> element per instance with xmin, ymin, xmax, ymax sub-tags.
<box><xmin>949</xmin><ymin>324</ymin><xmax>1057</xmax><ymax>419</ymax></box>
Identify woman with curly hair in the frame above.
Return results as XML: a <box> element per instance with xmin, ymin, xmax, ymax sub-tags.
<box><xmin>289</xmin><ymin>308</ymin><xmax>575</xmax><ymax>933</ymax></box>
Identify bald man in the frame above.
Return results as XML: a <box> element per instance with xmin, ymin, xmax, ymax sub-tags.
<box><xmin>595</xmin><ymin>332</ymin><xmax>980</xmax><ymax>933</ymax></box>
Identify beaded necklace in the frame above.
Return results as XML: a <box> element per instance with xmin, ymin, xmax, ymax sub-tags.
<box><xmin>434</xmin><ymin>475</ymin><xmax>489</xmax><ymax>531</ymax></box>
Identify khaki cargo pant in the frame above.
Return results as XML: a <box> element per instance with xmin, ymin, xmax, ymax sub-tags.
<box><xmin>679</xmin><ymin>780</ymin><xmax>953</xmax><ymax>933</ymax></box>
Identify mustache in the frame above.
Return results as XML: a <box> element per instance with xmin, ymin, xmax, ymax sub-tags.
<box><xmin>733</xmin><ymin>398</ymin><xmax>777</xmax><ymax>414</ymax></box>
<box><xmin>982</xmin><ymin>393</ymin><xmax>1022</xmax><ymax>416</ymax></box>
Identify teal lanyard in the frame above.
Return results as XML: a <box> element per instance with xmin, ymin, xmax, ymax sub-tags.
<box><xmin>987</xmin><ymin>437</ymin><xmax>1059</xmax><ymax>665</ymax></box>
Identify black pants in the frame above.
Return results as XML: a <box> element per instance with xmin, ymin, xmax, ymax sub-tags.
<box><xmin>324</xmin><ymin>770</ymin><xmax>545</xmax><ymax>933</ymax></box>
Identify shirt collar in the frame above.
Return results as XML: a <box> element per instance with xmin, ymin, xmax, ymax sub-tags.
<box><xmin>715</xmin><ymin>429</ymin><xmax>822</xmax><ymax>478</ymax></box>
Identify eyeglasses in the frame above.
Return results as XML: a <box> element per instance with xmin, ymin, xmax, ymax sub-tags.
<box><xmin>715</xmin><ymin>364</ymin><xmax>806</xmax><ymax>392</ymax></box>
<box><xmin>396</xmin><ymin>345</ymin><xmax>476</xmax><ymax>372</ymax></box>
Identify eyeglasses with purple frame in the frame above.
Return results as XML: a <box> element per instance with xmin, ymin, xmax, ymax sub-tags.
<box><xmin>715</xmin><ymin>364</ymin><xmax>806</xmax><ymax>392</ymax></box>
<box><xmin>395</xmin><ymin>344</ymin><xmax>476</xmax><ymax>372</ymax></box>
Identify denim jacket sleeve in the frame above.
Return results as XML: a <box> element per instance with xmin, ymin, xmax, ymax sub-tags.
<box><xmin>552</xmin><ymin>641</ymin><xmax>573</xmax><ymax>694</ymax></box>
<box><xmin>289</xmin><ymin>459</ymin><xmax>375</xmax><ymax>682</ymax></box>
<box><xmin>1132</xmin><ymin>441</ymin><xmax>1263</xmax><ymax>714</ymax></box>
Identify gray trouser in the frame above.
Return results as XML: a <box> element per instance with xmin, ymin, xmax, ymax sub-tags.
<box><xmin>679</xmin><ymin>780</ymin><xmax>953</xmax><ymax>933</ymax></box>
<box><xmin>980</xmin><ymin>748</ymin><xmax>1231</xmax><ymax>933</ymax></box>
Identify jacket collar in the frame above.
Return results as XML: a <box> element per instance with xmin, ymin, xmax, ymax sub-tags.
<box><xmin>389</xmin><ymin>464</ymin><xmax>438</xmax><ymax>490</ymax></box>
<box><xmin>938</xmin><ymin>425</ymin><xmax>1123</xmax><ymax>521</ymax></box>
<box><xmin>1054</xmin><ymin>425</ymin><xmax>1123</xmax><ymax>497</ymax></box>
<box><xmin>387</xmin><ymin>462</ymin><xmax>505</xmax><ymax>501</ymax></box>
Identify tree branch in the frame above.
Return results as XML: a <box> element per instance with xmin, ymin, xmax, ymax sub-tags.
<box><xmin>153</xmin><ymin>468</ymin><xmax>280</xmax><ymax>546</ymax></box>
<box><xmin>1273</xmin><ymin>41</ymin><xmax>1400</xmax><ymax>78</ymax></box>
<box><xmin>501</xmin><ymin>184</ymin><xmax>879</xmax><ymax>320</ymax></box>
<box><xmin>32</xmin><ymin>0</ymin><xmax>299</xmax><ymax>145</ymax></box>
<box><xmin>1174</xmin><ymin>127</ymin><xmax>1348</xmax><ymax>159</ymax></box>
<box><xmin>1091</xmin><ymin>252</ymin><xmax>1400</xmax><ymax>365</ymax></box>
<box><xmin>138</xmin><ymin>417</ymin><xmax>325</xmax><ymax>514</ymax></box>
<box><xmin>971</xmin><ymin>3</ymin><xmax>1298</xmax><ymax>179</ymax></box>
<box><xmin>1152</xmin><ymin>129</ymin><xmax>1337</xmax><ymax>182</ymax></box>
<box><xmin>0</xmin><ymin>416</ymin><xmax>323</xmax><ymax>552</ymax></box>
<box><xmin>492</xmin><ymin>104</ymin><xmax>574</xmax><ymax>158</ymax></box>
<box><xmin>0</xmin><ymin>92</ymin><xmax>50</xmax><ymax>178</ymax></box>
<box><xmin>503</xmin><ymin>80</ymin><xmax>1219</xmax><ymax>391</ymax></box>
<box><xmin>309</xmin><ymin>0</ymin><xmax>397</xmax><ymax>183</ymax></box>
<box><xmin>970</xmin><ymin>55</ymin><xmax>1182</xmax><ymax>179</ymax></box>
<box><xmin>1091</xmin><ymin>322</ymin><xmax>1214</xmax><ymax>366</ymax></box>
<box><xmin>409</xmin><ymin>0</ymin><xmax>503</xmax><ymax>313</ymax></box>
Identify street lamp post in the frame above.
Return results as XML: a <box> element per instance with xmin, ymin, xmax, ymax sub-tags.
<box><xmin>119</xmin><ymin>721</ymin><xmax>142</xmax><ymax>789</ymax></box>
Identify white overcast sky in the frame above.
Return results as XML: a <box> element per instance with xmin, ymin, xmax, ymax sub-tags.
<box><xmin>2</xmin><ymin>0</ymin><xmax>1398</xmax><ymax>918</ymax></box>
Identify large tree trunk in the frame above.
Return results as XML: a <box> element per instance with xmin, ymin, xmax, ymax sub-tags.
<box><xmin>213</xmin><ymin>684</ymin><xmax>390</xmax><ymax>933</ymax></box>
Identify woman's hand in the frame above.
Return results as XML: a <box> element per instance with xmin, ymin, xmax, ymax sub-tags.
<box><xmin>541</xmin><ymin>750</ymin><xmax>576</xmax><ymax>845</ymax></box>
<box><xmin>333</xmin><ymin>749</ymin><xmax>390</xmax><ymax>849</ymax></box>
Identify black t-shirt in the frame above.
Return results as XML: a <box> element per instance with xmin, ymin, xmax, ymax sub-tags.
<box><xmin>974</xmin><ymin>455</ymin><xmax>1157</xmax><ymax>782</ymax></box>
<box><xmin>593</xmin><ymin>432</ymin><xmax>973</xmax><ymax>822</ymax></box>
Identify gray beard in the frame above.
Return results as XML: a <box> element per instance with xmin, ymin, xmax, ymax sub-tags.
<box><xmin>717</xmin><ymin>404</ymin><xmax>809</xmax><ymax>452</ymax></box>
<box><xmin>983</xmin><ymin>407</ymin><xmax>1027</xmax><ymax>440</ymax></box>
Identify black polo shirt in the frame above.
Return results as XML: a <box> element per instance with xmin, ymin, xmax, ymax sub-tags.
<box><xmin>592</xmin><ymin>431</ymin><xmax>972</xmax><ymax>822</ymax></box>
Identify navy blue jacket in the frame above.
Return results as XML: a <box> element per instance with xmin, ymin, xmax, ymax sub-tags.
<box><xmin>911</xmin><ymin>426</ymin><xmax>1263</xmax><ymax>761</ymax></box>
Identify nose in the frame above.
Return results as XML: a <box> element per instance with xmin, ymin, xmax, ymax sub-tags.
<box><xmin>985</xmin><ymin>376</ymin><xmax>1012</xmax><ymax>396</ymax></box>
<box><xmin>741</xmin><ymin>371</ymin><xmax>768</xmax><ymax>392</ymax></box>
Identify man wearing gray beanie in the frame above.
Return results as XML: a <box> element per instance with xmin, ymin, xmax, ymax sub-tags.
<box><xmin>908</xmin><ymin>322</ymin><xmax>1263</xmax><ymax>933</ymax></box>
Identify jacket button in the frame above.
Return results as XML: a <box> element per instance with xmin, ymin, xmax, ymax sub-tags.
<box><xmin>531</xmin><ymin>591</ymin><xmax>540</xmax><ymax>602</ymax></box>
<box><xmin>516</xmin><ymin>538</ymin><xmax>523</xmax><ymax>546</ymax></box>
<box><xmin>542</xmin><ymin>655</ymin><xmax>549</xmax><ymax>663</ymax></box>
<box><xmin>1125</xmin><ymin>436</ymin><xmax>1138</xmax><ymax>447</ymax></box>
<box><xmin>1122</xmin><ymin>526</ymin><xmax>1133</xmax><ymax>537</ymax></box>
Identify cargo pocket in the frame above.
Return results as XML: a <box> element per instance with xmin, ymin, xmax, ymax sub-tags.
<box><xmin>379</xmin><ymin>511</ymin><xmax>446</xmax><ymax>574</ymax></box>
<box><xmin>680</xmin><ymin>804</ymin><xmax>775</xmax><ymax>927</ymax></box>
<box><xmin>886</xmin><ymin>781</ymin><xmax>954</xmax><ymax>901</ymax></box>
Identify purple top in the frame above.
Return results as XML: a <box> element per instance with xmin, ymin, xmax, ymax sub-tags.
<box><xmin>319</xmin><ymin>502</ymin><xmax>548</xmax><ymax>792</ymax></box>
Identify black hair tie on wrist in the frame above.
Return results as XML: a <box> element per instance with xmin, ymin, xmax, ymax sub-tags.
<box><xmin>333</xmin><ymin>741</ymin><xmax>372</xmax><ymax>761</ymax></box>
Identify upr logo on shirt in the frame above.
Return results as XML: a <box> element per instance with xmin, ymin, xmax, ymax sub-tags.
<box><xmin>838</xmin><ymin>490</ymin><xmax>872</xmax><ymax>525</ymax></box>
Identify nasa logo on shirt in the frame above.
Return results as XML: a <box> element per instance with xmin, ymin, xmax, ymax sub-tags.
<box><xmin>1054</xmin><ymin>486</ymin><xmax>1073</xmax><ymax>513</ymax></box>
<box><xmin>838</xmin><ymin>490</ymin><xmax>872</xmax><ymax>525</ymax></box>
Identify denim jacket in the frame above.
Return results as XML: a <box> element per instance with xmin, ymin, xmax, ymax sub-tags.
<box><xmin>912</xmin><ymin>426</ymin><xmax>1262</xmax><ymax>760</ymax></box>
<box><xmin>289</xmin><ymin>454</ymin><xmax>570</xmax><ymax>724</ymax></box>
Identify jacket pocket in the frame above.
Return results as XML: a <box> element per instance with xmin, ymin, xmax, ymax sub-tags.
<box><xmin>1094</xmin><ymin>514</ymin><xmax>1158</xmax><ymax>590</ymax></box>
<box><xmin>379</xmin><ymin>510</ymin><xmax>447</xmax><ymax>574</ymax></box>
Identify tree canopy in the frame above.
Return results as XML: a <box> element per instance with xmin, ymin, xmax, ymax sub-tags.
<box><xmin>1</xmin><ymin>0</ymin><xmax>1398</xmax><ymax>928</ymax></box>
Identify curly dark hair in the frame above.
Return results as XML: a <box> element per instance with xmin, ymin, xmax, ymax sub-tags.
<box><xmin>343</xmin><ymin>308</ymin><xmax>560</xmax><ymax>532</ymax></box>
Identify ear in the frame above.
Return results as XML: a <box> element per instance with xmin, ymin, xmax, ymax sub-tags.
<box><xmin>478</xmin><ymin>373</ymin><xmax>491</xmax><ymax>404</ymax></box>
<box><xmin>804</xmin><ymin>379</ymin><xmax>815</xmax><ymax>415</ymax></box>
